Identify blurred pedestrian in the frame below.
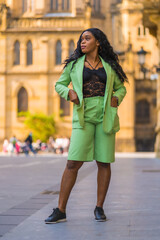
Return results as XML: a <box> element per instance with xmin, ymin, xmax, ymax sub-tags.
<box><xmin>47</xmin><ymin>136</ymin><xmax>55</xmax><ymax>152</ymax></box>
<box><xmin>10</xmin><ymin>136</ymin><xmax>17</xmax><ymax>153</ymax></box>
<box><xmin>3</xmin><ymin>139</ymin><xmax>9</xmax><ymax>153</ymax></box>
<box><xmin>25</xmin><ymin>132</ymin><xmax>36</xmax><ymax>155</ymax></box>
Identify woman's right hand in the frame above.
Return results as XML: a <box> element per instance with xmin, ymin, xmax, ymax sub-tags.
<box><xmin>68</xmin><ymin>89</ymin><xmax>80</xmax><ymax>105</ymax></box>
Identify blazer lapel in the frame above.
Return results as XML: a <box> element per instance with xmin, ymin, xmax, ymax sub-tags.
<box><xmin>100</xmin><ymin>56</ymin><xmax>112</xmax><ymax>109</ymax></box>
<box><xmin>75</xmin><ymin>55</ymin><xmax>85</xmax><ymax>106</ymax></box>
<box><xmin>77</xmin><ymin>55</ymin><xmax>85</xmax><ymax>85</ymax></box>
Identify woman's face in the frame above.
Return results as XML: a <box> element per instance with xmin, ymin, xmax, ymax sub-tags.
<box><xmin>80</xmin><ymin>31</ymin><xmax>99</xmax><ymax>54</ymax></box>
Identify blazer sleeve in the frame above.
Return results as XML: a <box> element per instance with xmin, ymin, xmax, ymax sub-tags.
<box><xmin>55</xmin><ymin>62</ymin><xmax>73</xmax><ymax>101</ymax></box>
<box><xmin>112</xmin><ymin>71</ymin><xmax>127</xmax><ymax>106</ymax></box>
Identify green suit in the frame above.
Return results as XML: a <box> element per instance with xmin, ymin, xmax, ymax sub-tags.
<box><xmin>55</xmin><ymin>55</ymin><xmax>127</xmax><ymax>134</ymax></box>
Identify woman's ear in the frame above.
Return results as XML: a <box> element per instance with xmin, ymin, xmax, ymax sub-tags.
<box><xmin>96</xmin><ymin>40</ymin><xmax>100</xmax><ymax>47</ymax></box>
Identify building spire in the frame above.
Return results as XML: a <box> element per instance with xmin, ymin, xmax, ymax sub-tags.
<box><xmin>0</xmin><ymin>3</ymin><xmax>10</xmax><ymax>30</ymax></box>
<box><xmin>85</xmin><ymin>0</ymin><xmax>91</xmax><ymax>28</ymax></box>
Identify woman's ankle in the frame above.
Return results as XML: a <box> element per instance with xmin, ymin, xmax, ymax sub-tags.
<box><xmin>58</xmin><ymin>206</ymin><xmax>66</xmax><ymax>213</ymax></box>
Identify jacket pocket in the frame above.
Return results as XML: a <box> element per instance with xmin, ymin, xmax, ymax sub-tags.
<box><xmin>110</xmin><ymin>107</ymin><xmax>119</xmax><ymax>130</ymax></box>
<box><xmin>72</xmin><ymin>104</ymin><xmax>79</xmax><ymax>122</ymax></box>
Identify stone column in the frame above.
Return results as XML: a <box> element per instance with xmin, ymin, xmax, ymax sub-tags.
<box><xmin>0</xmin><ymin>35</ymin><xmax>6</xmax><ymax>148</ymax></box>
<box><xmin>62</xmin><ymin>39</ymin><xmax>69</xmax><ymax>63</ymax></box>
<box><xmin>28</xmin><ymin>0</ymin><xmax>32</xmax><ymax>11</ymax></box>
<box><xmin>35</xmin><ymin>0</ymin><xmax>45</xmax><ymax>15</ymax></box>
<box><xmin>155</xmin><ymin>26</ymin><xmax>160</xmax><ymax>157</ymax></box>
<box><xmin>40</xmin><ymin>37</ymin><xmax>49</xmax><ymax>72</ymax></box>
<box><xmin>6</xmin><ymin>0</ymin><xmax>13</xmax><ymax>7</ymax></box>
<box><xmin>21</xmin><ymin>41</ymin><xmax>26</xmax><ymax>67</ymax></box>
<box><xmin>116</xmin><ymin>49</ymin><xmax>136</xmax><ymax>152</ymax></box>
<box><xmin>0</xmin><ymin>75</ymin><xmax>6</xmax><ymax>147</ymax></box>
<box><xmin>0</xmin><ymin>4</ymin><xmax>7</xmax><ymax>31</ymax></box>
<box><xmin>71</xmin><ymin>0</ymin><xmax>76</xmax><ymax>16</ymax></box>
<box><xmin>85</xmin><ymin>0</ymin><xmax>91</xmax><ymax>29</ymax></box>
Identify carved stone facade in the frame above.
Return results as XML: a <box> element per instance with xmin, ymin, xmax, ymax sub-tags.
<box><xmin>0</xmin><ymin>0</ymin><xmax>159</xmax><ymax>152</ymax></box>
<box><xmin>141</xmin><ymin>0</ymin><xmax>160</xmax><ymax>156</ymax></box>
<box><xmin>109</xmin><ymin>0</ymin><xmax>158</xmax><ymax>152</ymax></box>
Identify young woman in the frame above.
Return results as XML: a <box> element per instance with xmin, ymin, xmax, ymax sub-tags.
<box><xmin>45</xmin><ymin>28</ymin><xmax>127</xmax><ymax>223</ymax></box>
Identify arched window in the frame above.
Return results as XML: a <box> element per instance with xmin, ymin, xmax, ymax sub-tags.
<box><xmin>22</xmin><ymin>0</ymin><xmax>28</xmax><ymax>13</ymax></box>
<box><xmin>50</xmin><ymin>0</ymin><xmax>70</xmax><ymax>11</ymax></box>
<box><xmin>93</xmin><ymin>0</ymin><xmax>101</xmax><ymax>12</ymax></box>
<box><xmin>27</xmin><ymin>41</ymin><xmax>33</xmax><ymax>65</ymax></box>
<box><xmin>68</xmin><ymin>40</ymin><xmax>75</xmax><ymax>56</ymax></box>
<box><xmin>137</xmin><ymin>25</ymin><xmax>149</xmax><ymax>37</ymax></box>
<box><xmin>60</xmin><ymin>97</ymin><xmax>70</xmax><ymax>116</ymax></box>
<box><xmin>62</xmin><ymin>0</ymin><xmax>70</xmax><ymax>10</ymax></box>
<box><xmin>17</xmin><ymin>87</ymin><xmax>28</xmax><ymax>113</ymax></box>
<box><xmin>136</xmin><ymin>99</ymin><xmax>150</xmax><ymax>124</ymax></box>
<box><xmin>13</xmin><ymin>41</ymin><xmax>20</xmax><ymax>65</ymax></box>
<box><xmin>50</xmin><ymin>0</ymin><xmax>58</xmax><ymax>10</ymax></box>
<box><xmin>56</xmin><ymin>40</ymin><xmax>62</xmax><ymax>65</ymax></box>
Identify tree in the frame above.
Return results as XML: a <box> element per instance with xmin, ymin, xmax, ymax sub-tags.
<box><xmin>19</xmin><ymin>112</ymin><xmax>56</xmax><ymax>142</ymax></box>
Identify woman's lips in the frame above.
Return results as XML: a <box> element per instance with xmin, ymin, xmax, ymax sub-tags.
<box><xmin>81</xmin><ymin>46</ymin><xmax>86</xmax><ymax>49</ymax></box>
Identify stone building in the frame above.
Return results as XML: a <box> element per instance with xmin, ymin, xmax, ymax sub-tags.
<box><xmin>141</xmin><ymin>0</ymin><xmax>160</xmax><ymax>156</ymax></box>
<box><xmin>111</xmin><ymin>0</ymin><xmax>158</xmax><ymax>152</ymax></box>
<box><xmin>0</xmin><ymin>0</ymin><xmax>159</xmax><ymax>152</ymax></box>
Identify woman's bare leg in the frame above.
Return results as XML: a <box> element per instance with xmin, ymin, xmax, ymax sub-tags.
<box><xmin>58</xmin><ymin>160</ymin><xmax>84</xmax><ymax>213</ymax></box>
<box><xmin>96</xmin><ymin>161</ymin><xmax>111</xmax><ymax>208</ymax></box>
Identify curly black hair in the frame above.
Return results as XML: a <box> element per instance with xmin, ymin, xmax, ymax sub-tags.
<box><xmin>63</xmin><ymin>28</ymin><xmax>128</xmax><ymax>83</ymax></box>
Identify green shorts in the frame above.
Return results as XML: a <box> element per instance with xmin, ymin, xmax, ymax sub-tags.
<box><xmin>68</xmin><ymin>96</ymin><xmax>115</xmax><ymax>163</ymax></box>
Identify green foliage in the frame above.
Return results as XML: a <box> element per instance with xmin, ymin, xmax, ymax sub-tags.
<box><xmin>18</xmin><ymin>112</ymin><xmax>56</xmax><ymax>142</ymax></box>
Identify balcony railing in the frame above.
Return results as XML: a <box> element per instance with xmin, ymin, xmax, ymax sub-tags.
<box><xmin>142</xmin><ymin>0</ymin><xmax>160</xmax><ymax>9</ymax></box>
<box><xmin>7</xmin><ymin>17</ymin><xmax>85</xmax><ymax>32</ymax></box>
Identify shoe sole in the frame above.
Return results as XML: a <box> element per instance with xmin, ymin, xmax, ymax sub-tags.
<box><xmin>95</xmin><ymin>219</ymin><xmax>107</xmax><ymax>222</ymax></box>
<box><xmin>45</xmin><ymin>219</ymin><xmax>67</xmax><ymax>224</ymax></box>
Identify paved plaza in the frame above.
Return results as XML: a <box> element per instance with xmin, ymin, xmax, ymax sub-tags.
<box><xmin>0</xmin><ymin>153</ymin><xmax>160</xmax><ymax>240</ymax></box>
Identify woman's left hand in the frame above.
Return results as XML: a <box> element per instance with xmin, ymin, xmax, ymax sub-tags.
<box><xmin>111</xmin><ymin>96</ymin><xmax>118</xmax><ymax>108</ymax></box>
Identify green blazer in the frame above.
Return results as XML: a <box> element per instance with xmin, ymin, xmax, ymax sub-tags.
<box><xmin>55</xmin><ymin>55</ymin><xmax>127</xmax><ymax>134</ymax></box>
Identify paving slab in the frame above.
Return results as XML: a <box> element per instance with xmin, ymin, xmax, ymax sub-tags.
<box><xmin>0</xmin><ymin>155</ymin><xmax>160</xmax><ymax>240</ymax></box>
<box><xmin>0</xmin><ymin>225</ymin><xmax>17</xmax><ymax>236</ymax></box>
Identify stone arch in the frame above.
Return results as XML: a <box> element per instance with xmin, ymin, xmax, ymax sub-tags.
<box><xmin>13</xmin><ymin>82</ymin><xmax>35</xmax><ymax>98</ymax></box>
<box><xmin>17</xmin><ymin>87</ymin><xmax>28</xmax><ymax>113</ymax></box>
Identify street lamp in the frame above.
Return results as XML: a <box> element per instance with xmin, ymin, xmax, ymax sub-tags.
<box><xmin>137</xmin><ymin>46</ymin><xmax>148</xmax><ymax>80</ymax></box>
<box><xmin>137</xmin><ymin>46</ymin><xmax>147</xmax><ymax>65</ymax></box>
<box><xmin>137</xmin><ymin>46</ymin><xmax>160</xmax><ymax>80</ymax></box>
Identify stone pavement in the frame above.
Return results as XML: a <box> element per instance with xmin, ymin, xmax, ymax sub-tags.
<box><xmin>0</xmin><ymin>153</ymin><xmax>160</xmax><ymax>240</ymax></box>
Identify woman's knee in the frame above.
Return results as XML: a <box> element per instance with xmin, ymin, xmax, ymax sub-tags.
<box><xmin>96</xmin><ymin>161</ymin><xmax>110</xmax><ymax>169</ymax></box>
<box><xmin>67</xmin><ymin>160</ymin><xmax>83</xmax><ymax>171</ymax></box>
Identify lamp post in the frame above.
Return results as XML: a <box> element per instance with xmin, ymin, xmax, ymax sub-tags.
<box><xmin>137</xmin><ymin>46</ymin><xmax>160</xmax><ymax>80</ymax></box>
<box><xmin>137</xmin><ymin>46</ymin><xmax>148</xmax><ymax>80</ymax></box>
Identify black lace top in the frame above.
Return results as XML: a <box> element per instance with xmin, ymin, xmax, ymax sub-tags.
<box><xmin>83</xmin><ymin>66</ymin><xmax>107</xmax><ymax>98</ymax></box>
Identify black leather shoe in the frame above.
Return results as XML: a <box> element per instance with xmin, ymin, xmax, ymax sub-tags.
<box><xmin>94</xmin><ymin>206</ymin><xmax>107</xmax><ymax>222</ymax></box>
<box><xmin>45</xmin><ymin>208</ymin><xmax>66</xmax><ymax>224</ymax></box>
